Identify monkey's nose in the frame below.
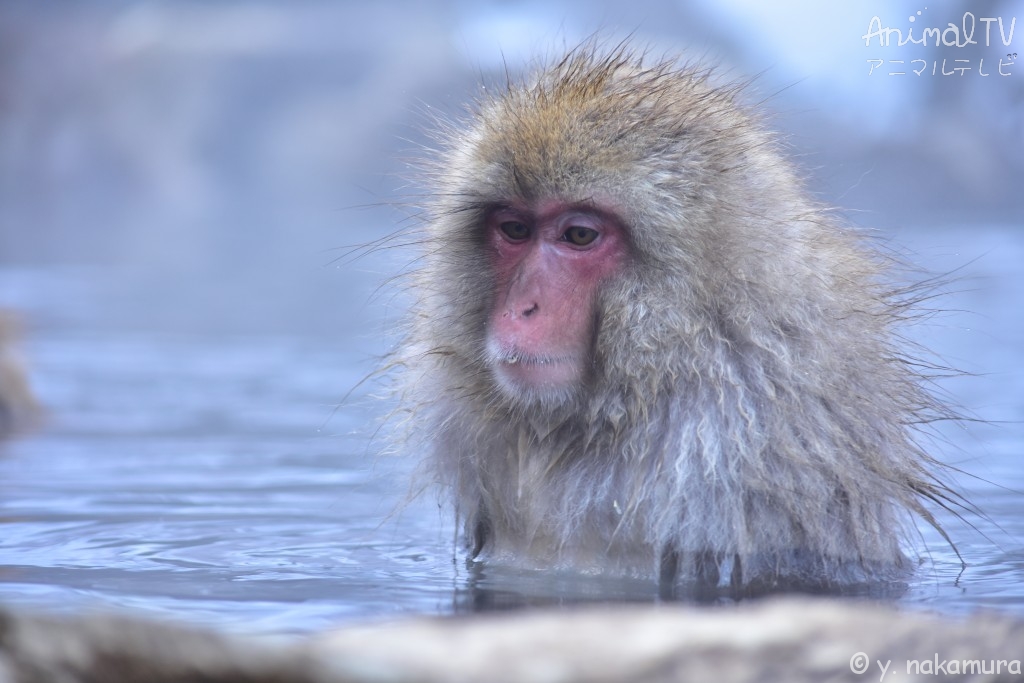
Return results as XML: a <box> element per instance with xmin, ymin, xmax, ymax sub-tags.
<box><xmin>521</xmin><ymin>303</ymin><xmax>539</xmax><ymax>317</ymax></box>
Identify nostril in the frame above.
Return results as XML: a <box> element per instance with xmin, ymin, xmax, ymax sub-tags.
<box><xmin>522</xmin><ymin>303</ymin><xmax>539</xmax><ymax>317</ymax></box>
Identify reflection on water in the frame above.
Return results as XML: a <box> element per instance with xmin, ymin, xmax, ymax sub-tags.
<box><xmin>451</xmin><ymin>559</ymin><xmax>920</xmax><ymax>614</ymax></box>
<box><xmin>0</xmin><ymin>236</ymin><xmax>1022</xmax><ymax>633</ymax></box>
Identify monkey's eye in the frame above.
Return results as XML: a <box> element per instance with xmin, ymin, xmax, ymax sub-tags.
<box><xmin>563</xmin><ymin>225</ymin><xmax>599</xmax><ymax>246</ymax></box>
<box><xmin>499</xmin><ymin>221</ymin><xmax>530</xmax><ymax>241</ymax></box>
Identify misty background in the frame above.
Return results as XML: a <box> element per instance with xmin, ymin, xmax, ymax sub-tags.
<box><xmin>1</xmin><ymin>0</ymin><xmax>1020</xmax><ymax>341</ymax></box>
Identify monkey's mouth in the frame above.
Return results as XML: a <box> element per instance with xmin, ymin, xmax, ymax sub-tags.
<box><xmin>499</xmin><ymin>351</ymin><xmax>556</xmax><ymax>366</ymax></box>
<box><xmin>487</xmin><ymin>342</ymin><xmax>582</xmax><ymax>394</ymax></box>
<box><xmin>490</xmin><ymin>345</ymin><xmax>568</xmax><ymax>368</ymax></box>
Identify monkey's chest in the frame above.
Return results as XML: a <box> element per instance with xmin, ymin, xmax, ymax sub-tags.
<box><xmin>480</xmin><ymin>451</ymin><xmax>655</xmax><ymax>574</ymax></box>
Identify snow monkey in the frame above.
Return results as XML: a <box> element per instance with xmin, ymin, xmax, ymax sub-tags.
<box><xmin>394</xmin><ymin>44</ymin><xmax>960</xmax><ymax>591</ymax></box>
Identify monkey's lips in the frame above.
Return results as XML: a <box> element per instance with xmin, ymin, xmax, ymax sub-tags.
<box><xmin>487</xmin><ymin>343</ymin><xmax>583</xmax><ymax>395</ymax></box>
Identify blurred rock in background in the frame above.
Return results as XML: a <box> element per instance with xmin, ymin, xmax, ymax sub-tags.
<box><xmin>0</xmin><ymin>310</ymin><xmax>40</xmax><ymax>436</ymax></box>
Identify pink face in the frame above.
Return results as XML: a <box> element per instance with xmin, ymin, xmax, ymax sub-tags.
<box><xmin>485</xmin><ymin>200</ymin><xmax>629</xmax><ymax>400</ymax></box>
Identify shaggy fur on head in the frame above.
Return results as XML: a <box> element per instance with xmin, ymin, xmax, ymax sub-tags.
<box><xmin>394</xmin><ymin>44</ymin><xmax>961</xmax><ymax>590</ymax></box>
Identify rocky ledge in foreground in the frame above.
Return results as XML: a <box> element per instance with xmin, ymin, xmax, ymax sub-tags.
<box><xmin>2</xmin><ymin>598</ymin><xmax>1022</xmax><ymax>683</ymax></box>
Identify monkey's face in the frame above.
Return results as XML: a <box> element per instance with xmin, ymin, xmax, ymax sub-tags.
<box><xmin>484</xmin><ymin>199</ymin><xmax>629</xmax><ymax>403</ymax></box>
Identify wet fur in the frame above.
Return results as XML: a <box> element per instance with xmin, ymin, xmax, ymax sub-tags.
<box><xmin>393</xmin><ymin>45</ymin><xmax>961</xmax><ymax>589</ymax></box>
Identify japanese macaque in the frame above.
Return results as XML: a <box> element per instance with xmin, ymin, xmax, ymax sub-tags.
<box><xmin>395</xmin><ymin>45</ymin><xmax>958</xmax><ymax>591</ymax></box>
